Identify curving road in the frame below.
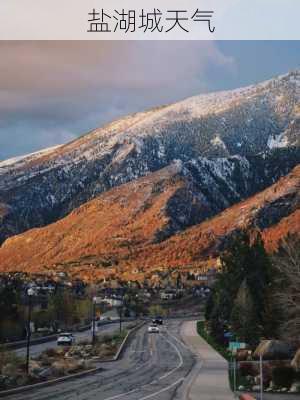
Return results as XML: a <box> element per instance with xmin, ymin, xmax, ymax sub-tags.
<box><xmin>7</xmin><ymin>320</ymin><xmax>234</xmax><ymax>400</ymax></box>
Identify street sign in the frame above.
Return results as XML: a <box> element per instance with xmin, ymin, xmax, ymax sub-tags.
<box><xmin>229</xmin><ymin>341</ymin><xmax>246</xmax><ymax>353</ymax></box>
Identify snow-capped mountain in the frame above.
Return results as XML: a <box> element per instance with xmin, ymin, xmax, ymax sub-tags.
<box><xmin>0</xmin><ymin>71</ymin><xmax>299</xmax><ymax>244</ymax></box>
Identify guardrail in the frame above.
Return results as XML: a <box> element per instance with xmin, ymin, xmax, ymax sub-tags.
<box><xmin>0</xmin><ymin>320</ymin><xmax>144</xmax><ymax>398</ymax></box>
<box><xmin>3</xmin><ymin>315</ymin><xmax>196</xmax><ymax>350</ymax></box>
<box><xmin>4</xmin><ymin>318</ymin><xmax>136</xmax><ymax>350</ymax></box>
<box><xmin>140</xmin><ymin>313</ymin><xmax>203</xmax><ymax>321</ymax></box>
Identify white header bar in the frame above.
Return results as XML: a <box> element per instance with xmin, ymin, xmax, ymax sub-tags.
<box><xmin>0</xmin><ymin>0</ymin><xmax>299</xmax><ymax>40</ymax></box>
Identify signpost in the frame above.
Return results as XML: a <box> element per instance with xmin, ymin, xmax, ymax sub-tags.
<box><xmin>229</xmin><ymin>342</ymin><xmax>246</xmax><ymax>398</ymax></box>
<box><xmin>229</xmin><ymin>341</ymin><xmax>246</xmax><ymax>353</ymax></box>
<box><xmin>259</xmin><ymin>354</ymin><xmax>263</xmax><ymax>400</ymax></box>
<box><xmin>233</xmin><ymin>356</ymin><xmax>237</xmax><ymax>395</ymax></box>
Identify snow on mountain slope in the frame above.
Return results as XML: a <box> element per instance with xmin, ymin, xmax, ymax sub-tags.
<box><xmin>0</xmin><ymin>145</ymin><xmax>61</xmax><ymax>169</ymax></box>
<box><xmin>0</xmin><ymin>163</ymin><xmax>298</xmax><ymax>281</ymax></box>
<box><xmin>0</xmin><ymin>71</ymin><xmax>299</xmax><ymax>244</ymax></box>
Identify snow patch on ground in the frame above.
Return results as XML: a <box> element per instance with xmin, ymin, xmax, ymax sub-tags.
<box><xmin>267</xmin><ymin>132</ymin><xmax>288</xmax><ymax>149</ymax></box>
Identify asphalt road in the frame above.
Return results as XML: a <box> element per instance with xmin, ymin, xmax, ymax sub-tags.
<box><xmin>8</xmin><ymin>320</ymin><xmax>197</xmax><ymax>400</ymax></box>
<box><xmin>5</xmin><ymin>320</ymin><xmax>299</xmax><ymax>400</ymax></box>
<box><xmin>15</xmin><ymin>321</ymin><xmax>133</xmax><ymax>358</ymax></box>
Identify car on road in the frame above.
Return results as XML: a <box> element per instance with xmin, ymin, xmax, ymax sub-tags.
<box><xmin>148</xmin><ymin>324</ymin><xmax>160</xmax><ymax>333</ymax></box>
<box><xmin>57</xmin><ymin>332</ymin><xmax>75</xmax><ymax>346</ymax></box>
<box><xmin>152</xmin><ymin>316</ymin><xmax>163</xmax><ymax>325</ymax></box>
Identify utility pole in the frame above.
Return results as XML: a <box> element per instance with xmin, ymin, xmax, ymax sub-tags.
<box><xmin>118</xmin><ymin>293</ymin><xmax>125</xmax><ymax>334</ymax></box>
<box><xmin>92</xmin><ymin>296</ymin><xmax>97</xmax><ymax>345</ymax></box>
<box><xmin>118</xmin><ymin>305</ymin><xmax>123</xmax><ymax>333</ymax></box>
<box><xmin>26</xmin><ymin>288</ymin><xmax>35</xmax><ymax>374</ymax></box>
<box><xmin>135</xmin><ymin>293</ymin><xmax>139</xmax><ymax>320</ymax></box>
<box><xmin>233</xmin><ymin>354</ymin><xmax>237</xmax><ymax>396</ymax></box>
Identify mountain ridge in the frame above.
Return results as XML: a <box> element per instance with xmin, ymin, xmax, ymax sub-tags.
<box><xmin>0</xmin><ymin>163</ymin><xmax>298</xmax><ymax>282</ymax></box>
<box><xmin>0</xmin><ymin>70</ymin><xmax>299</xmax><ymax>260</ymax></box>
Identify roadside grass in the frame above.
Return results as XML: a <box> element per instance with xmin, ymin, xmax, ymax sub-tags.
<box><xmin>196</xmin><ymin>321</ymin><xmax>259</xmax><ymax>392</ymax></box>
<box><xmin>196</xmin><ymin>321</ymin><xmax>230</xmax><ymax>361</ymax></box>
<box><xmin>94</xmin><ymin>329</ymin><xmax>128</xmax><ymax>347</ymax></box>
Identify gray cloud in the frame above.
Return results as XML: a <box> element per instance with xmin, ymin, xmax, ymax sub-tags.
<box><xmin>0</xmin><ymin>41</ymin><xmax>236</xmax><ymax>159</ymax></box>
<box><xmin>1</xmin><ymin>41</ymin><xmax>299</xmax><ymax>161</ymax></box>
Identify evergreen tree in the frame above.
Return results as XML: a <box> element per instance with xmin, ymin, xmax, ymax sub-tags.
<box><xmin>272</xmin><ymin>235</ymin><xmax>300</xmax><ymax>341</ymax></box>
<box><xmin>206</xmin><ymin>230</ymin><xmax>274</xmax><ymax>345</ymax></box>
<box><xmin>230</xmin><ymin>279</ymin><xmax>261</xmax><ymax>345</ymax></box>
<box><xmin>49</xmin><ymin>287</ymin><xmax>76</xmax><ymax>327</ymax></box>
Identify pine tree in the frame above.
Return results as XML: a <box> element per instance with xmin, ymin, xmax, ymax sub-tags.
<box><xmin>230</xmin><ymin>279</ymin><xmax>261</xmax><ymax>345</ymax></box>
<box><xmin>206</xmin><ymin>230</ymin><xmax>274</xmax><ymax>345</ymax></box>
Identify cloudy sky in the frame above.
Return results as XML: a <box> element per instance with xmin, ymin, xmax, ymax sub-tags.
<box><xmin>0</xmin><ymin>41</ymin><xmax>299</xmax><ymax>160</ymax></box>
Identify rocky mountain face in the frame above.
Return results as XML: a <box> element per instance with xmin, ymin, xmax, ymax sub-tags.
<box><xmin>0</xmin><ymin>71</ymin><xmax>299</xmax><ymax>245</ymax></box>
<box><xmin>0</xmin><ymin>163</ymin><xmax>298</xmax><ymax>282</ymax></box>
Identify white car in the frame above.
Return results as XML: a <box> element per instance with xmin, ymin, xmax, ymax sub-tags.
<box><xmin>57</xmin><ymin>332</ymin><xmax>75</xmax><ymax>346</ymax></box>
<box><xmin>148</xmin><ymin>324</ymin><xmax>159</xmax><ymax>333</ymax></box>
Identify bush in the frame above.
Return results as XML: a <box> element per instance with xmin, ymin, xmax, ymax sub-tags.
<box><xmin>0</xmin><ymin>346</ymin><xmax>22</xmax><ymax>374</ymax></box>
<box><xmin>99</xmin><ymin>334</ymin><xmax>113</xmax><ymax>344</ymax></box>
<box><xmin>272</xmin><ymin>366</ymin><xmax>296</xmax><ymax>389</ymax></box>
<box><xmin>197</xmin><ymin>321</ymin><xmax>230</xmax><ymax>361</ymax></box>
<box><xmin>0</xmin><ymin>319</ymin><xmax>23</xmax><ymax>342</ymax></box>
<box><xmin>239</xmin><ymin>362</ymin><xmax>257</xmax><ymax>377</ymax></box>
<box><xmin>43</xmin><ymin>348</ymin><xmax>58</xmax><ymax>358</ymax></box>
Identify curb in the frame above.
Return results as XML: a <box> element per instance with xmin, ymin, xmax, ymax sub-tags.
<box><xmin>0</xmin><ymin>365</ymin><xmax>105</xmax><ymax>398</ymax></box>
<box><xmin>0</xmin><ymin>321</ymin><xmax>144</xmax><ymax>398</ymax></box>
<box><xmin>113</xmin><ymin>320</ymin><xmax>145</xmax><ymax>361</ymax></box>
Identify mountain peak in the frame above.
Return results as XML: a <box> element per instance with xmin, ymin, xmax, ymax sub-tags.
<box><xmin>0</xmin><ymin>71</ymin><xmax>299</xmax><ymax>247</ymax></box>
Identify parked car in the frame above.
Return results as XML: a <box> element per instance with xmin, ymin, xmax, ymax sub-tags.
<box><xmin>148</xmin><ymin>324</ymin><xmax>160</xmax><ymax>333</ymax></box>
<box><xmin>57</xmin><ymin>332</ymin><xmax>75</xmax><ymax>346</ymax></box>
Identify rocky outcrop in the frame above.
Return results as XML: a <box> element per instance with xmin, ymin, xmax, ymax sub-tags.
<box><xmin>253</xmin><ymin>340</ymin><xmax>294</xmax><ymax>360</ymax></box>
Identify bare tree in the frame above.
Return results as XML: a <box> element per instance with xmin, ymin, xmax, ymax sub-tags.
<box><xmin>272</xmin><ymin>235</ymin><xmax>300</xmax><ymax>342</ymax></box>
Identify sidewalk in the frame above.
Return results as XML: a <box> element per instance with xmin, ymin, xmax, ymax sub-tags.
<box><xmin>181</xmin><ymin>320</ymin><xmax>235</xmax><ymax>400</ymax></box>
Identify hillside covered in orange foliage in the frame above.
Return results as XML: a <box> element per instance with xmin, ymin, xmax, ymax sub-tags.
<box><xmin>0</xmin><ymin>162</ymin><xmax>298</xmax><ymax>283</ymax></box>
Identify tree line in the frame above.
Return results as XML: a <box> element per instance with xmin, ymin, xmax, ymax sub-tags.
<box><xmin>205</xmin><ymin>231</ymin><xmax>300</xmax><ymax>347</ymax></box>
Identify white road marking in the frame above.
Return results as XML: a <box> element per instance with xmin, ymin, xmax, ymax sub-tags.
<box><xmin>139</xmin><ymin>377</ymin><xmax>185</xmax><ymax>400</ymax></box>
<box><xmin>158</xmin><ymin>333</ymin><xmax>183</xmax><ymax>380</ymax></box>
<box><xmin>165</xmin><ymin>329</ymin><xmax>190</xmax><ymax>350</ymax></box>
<box><xmin>102</xmin><ymin>388</ymin><xmax>139</xmax><ymax>400</ymax></box>
<box><xmin>103</xmin><ymin>324</ymin><xmax>186</xmax><ymax>400</ymax></box>
<box><xmin>130</xmin><ymin>350</ymin><xmax>146</xmax><ymax>353</ymax></box>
